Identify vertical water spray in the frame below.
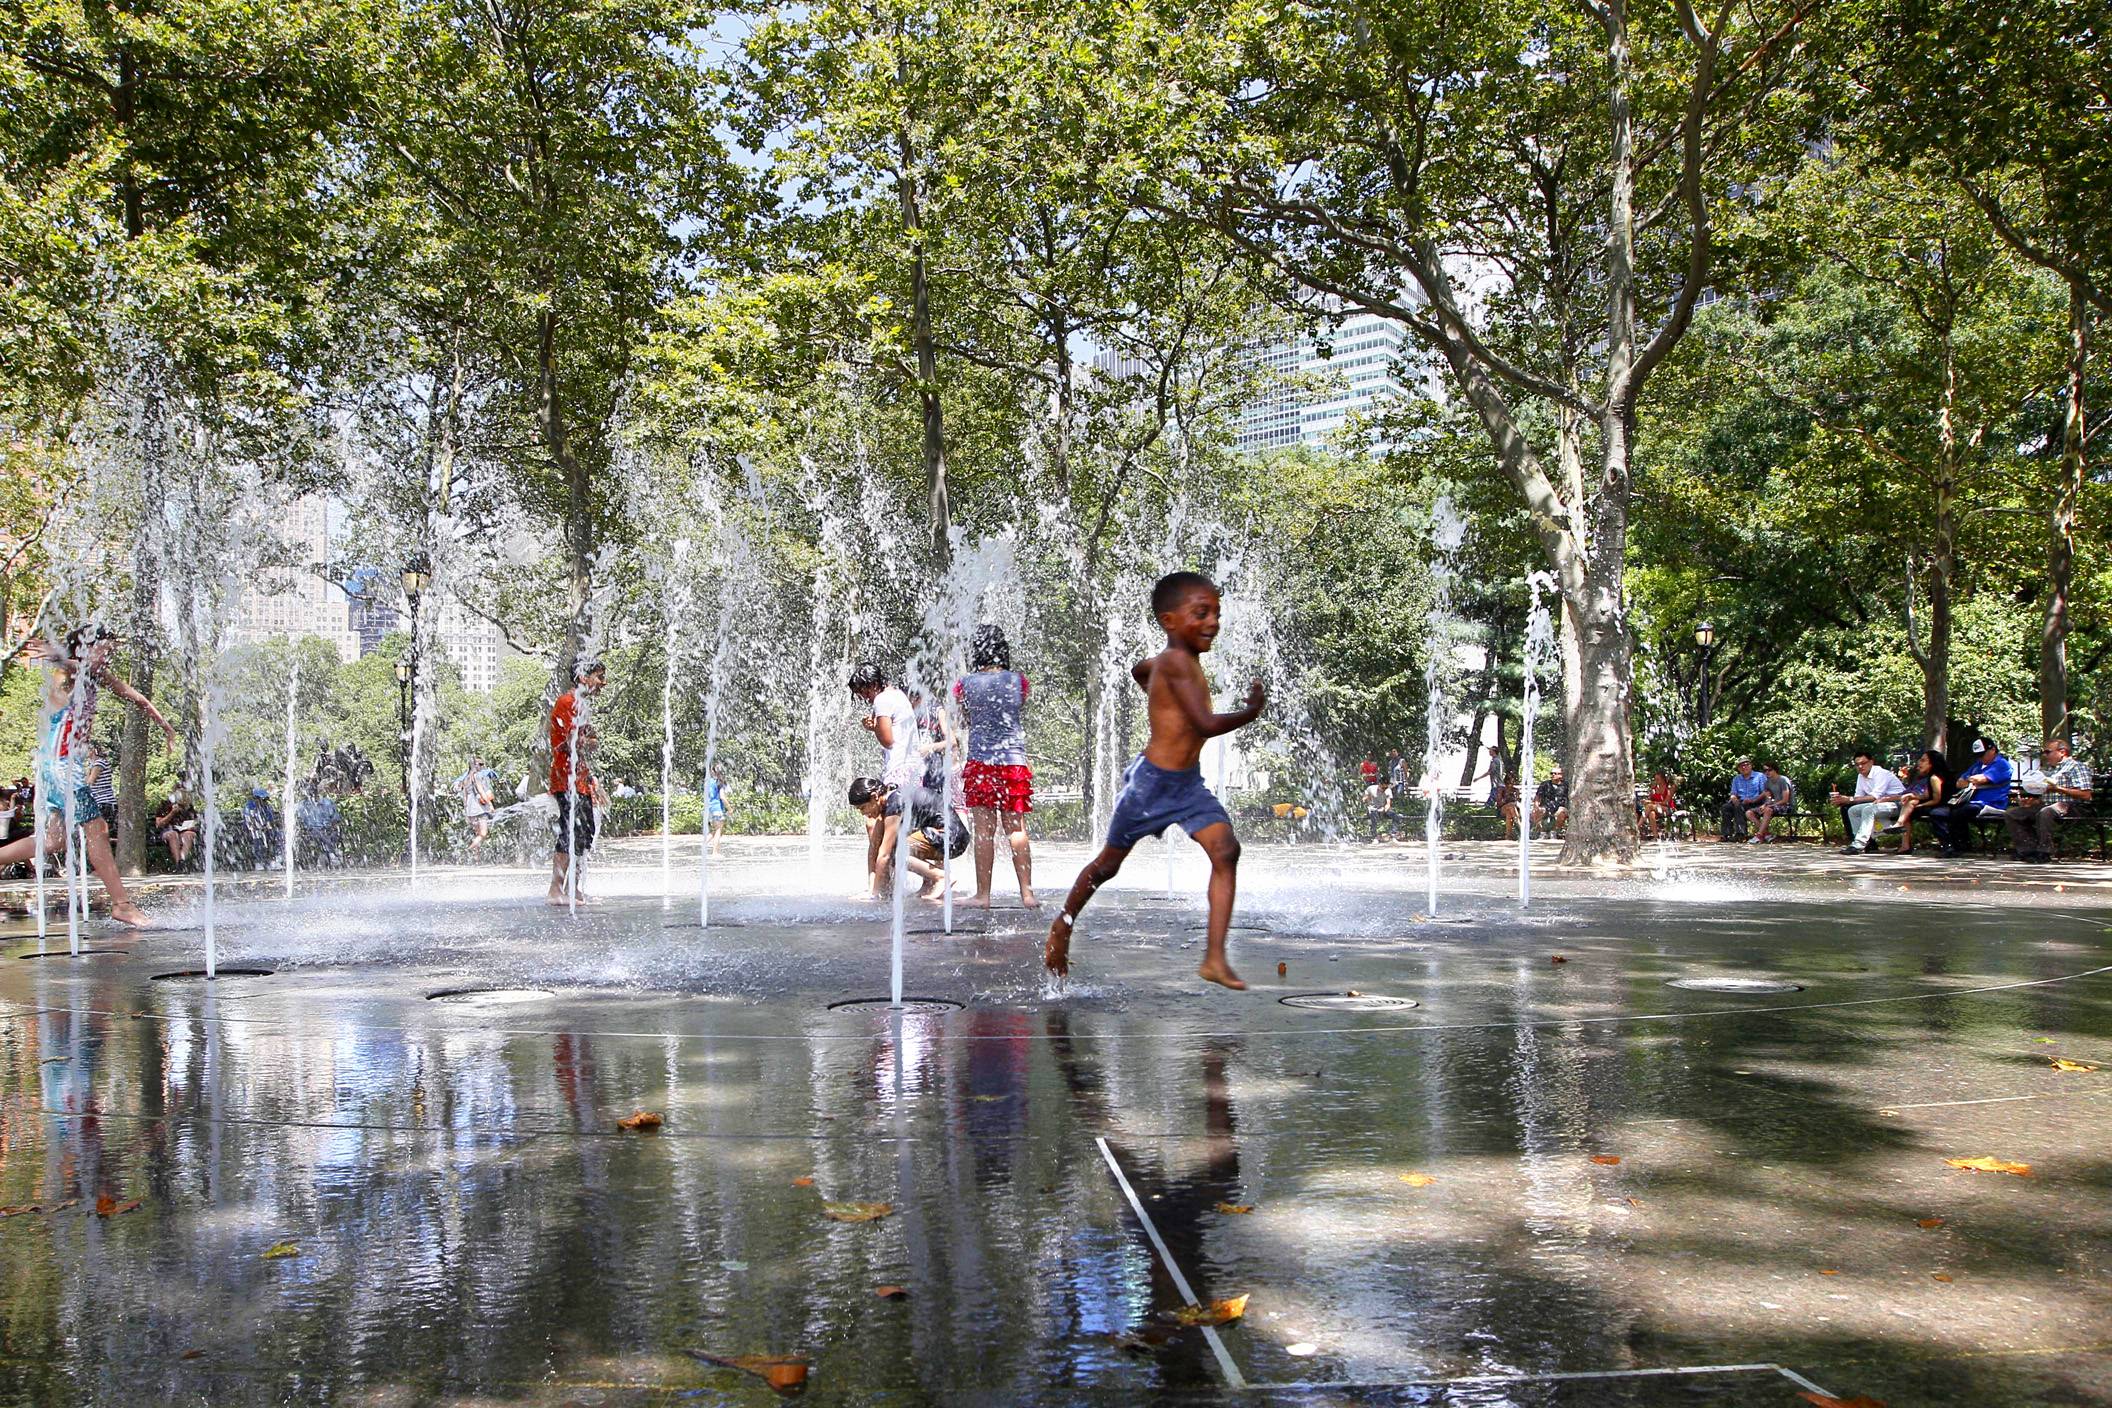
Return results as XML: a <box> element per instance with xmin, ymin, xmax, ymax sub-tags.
<box><xmin>1423</xmin><ymin>498</ymin><xmax>1465</xmax><ymax>917</ymax></box>
<box><xmin>698</xmin><ymin>560</ymin><xmax>736</xmax><ymax>931</ymax></box>
<box><xmin>1520</xmin><ymin>572</ymin><xmax>1557</xmax><ymax>908</ymax></box>
<box><xmin>282</xmin><ymin>656</ymin><xmax>299</xmax><ymax>900</ymax></box>
<box><xmin>661</xmin><ymin>538</ymin><xmax>689</xmax><ymax>901</ymax></box>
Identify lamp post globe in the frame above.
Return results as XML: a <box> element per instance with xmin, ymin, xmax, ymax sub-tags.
<box><xmin>1694</xmin><ymin>622</ymin><xmax>1717</xmax><ymax>729</ymax></box>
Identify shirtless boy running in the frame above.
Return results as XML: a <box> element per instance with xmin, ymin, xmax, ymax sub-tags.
<box><xmin>1044</xmin><ymin>572</ymin><xmax>1265</xmax><ymax>990</ymax></box>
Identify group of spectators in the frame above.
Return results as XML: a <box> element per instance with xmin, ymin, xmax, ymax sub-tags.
<box><xmin>1826</xmin><ymin>734</ymin><xmax>2093</xmax><ymax>862</ymax></box>
<box><xmin>1715</xmin><ymin>734</ymin><xmax>2095</xmax><ymax>861</ymax></box>
<box><xmin>1355</xmin><ymin>745</ymin><xmax>1571</xmax><ymax>841</ymax></box>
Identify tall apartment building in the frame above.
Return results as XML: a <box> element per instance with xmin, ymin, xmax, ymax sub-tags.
<box><xmin>1235</xmin><ymin>306</ymin><xmax>1423</xmax><ymax>453</ymax></box>
<box><xmin>427</xmin><ymin>592</ymin><xmax>505</xmax><ymax>695</ymax></box>
<box><xmin>224</xmin><ymin>496</ymin><xmax>362</xmax><ymax>662</ymax></box>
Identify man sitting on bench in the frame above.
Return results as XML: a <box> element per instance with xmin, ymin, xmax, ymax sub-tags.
<box><xmin>2002</xmin><ymin>737</ymin><xmax>2092</xmax><ymax>864</ymax></box>
<box><xmin>1934</xmin><ymin>734</ymin><xmax>2013</xmax><ymax>857</ymax></box>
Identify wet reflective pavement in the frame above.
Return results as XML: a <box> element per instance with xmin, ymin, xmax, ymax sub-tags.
<box><xmin>2</xmin><ymin>842</ymin><xmax>2109</xmax><ymax>1406</ymax></box>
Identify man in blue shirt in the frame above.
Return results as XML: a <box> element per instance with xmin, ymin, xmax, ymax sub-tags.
<box><xmin>1720</xmin><ymin>757</ymin><xmax>1766</xmax><ymax>841</ymax></box>
<box><xmin>1935</xmin><ymin>734</ymin><xmax>2012</xmax><ymax>856</ymax></box>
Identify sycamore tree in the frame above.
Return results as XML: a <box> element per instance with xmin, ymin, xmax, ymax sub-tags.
<box><xmin>1</xmin><ymin>0</ymin><xmax>373</xmax><ymax>868</ymax></box>
<box><xmin>1846</xmin><ymin>0</ymin><xmax>2109</xmax><ymax>742</ymax></box>
<box><xmin>355</xmin><ymin>0</ymin><xmax>749</xmax><ymax>687</ymax></box>
<box><xmin>1017</xmin><ymin>0</ymin><xmax>1818</xmax><ymax>864</ymax></box>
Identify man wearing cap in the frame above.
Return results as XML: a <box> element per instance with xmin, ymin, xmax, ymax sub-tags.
<box><xmin>1720</xmin><ymin>757</ymin><xmax>1765</xmax><ymax>842</ymax></box>
<box><xmin>1933</xmin><ymin>734</ymin><xmax>2013</xmax><ymax>856</ymax></box>
<box><xmin>2001</xmin><ymin>737</ymin><xmax>2092</xmax><ymax>863</ymax></box>
<box><xmin>547</xmin><ymin>657</ymin><xmax>607</xmax><ymax>904</ymax></box>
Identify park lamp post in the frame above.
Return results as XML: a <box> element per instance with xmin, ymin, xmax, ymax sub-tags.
<box><xmin>395</xmin><ymin>655</ymin><xmax>414</xmax><ymax>817</ymax></box>
<box><xmin>1694</xmin><ymin>621</ymin><xmax>1717</xmax><ymax>730</ymax></box>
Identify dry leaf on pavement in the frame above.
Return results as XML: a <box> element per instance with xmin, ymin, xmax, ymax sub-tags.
<box><xmin>2050</xmin><ymin>1059</ymin><xmax>2097</xmax><ymax>1073</ymax></box>
<box><xmin>687</xmin><ymin>1351</ymin><xmax>810</xmax><ymax>1395</ymax></box>
<box><xmin>616</xmin><ymin>1110</ymin><xmax>663</xmax><ymax>1131</ymax></box>
<box><xmin>1550</xmin><ymin>955</ymin><xmax>1568</xmax><ymax>965</ymax></box>
<box><xmin>1796</xmin><ymin>1393</ymin><xmax>1886</xmax><ymax>1408</ymax></box>
<box><xmin>1399</xmin><ymin>1173</ymin><xmax>1437</xmax><ymax>1187</ymax></box>
<box><xmin>261</xmin><ymin>1242</ymin><xmax>300</xmax><ymax>1259</ymax></box>
<box><xmin>874</xmin><ymin>1285</ymin><xmax>908</xmax><ymax>1300</ymax></box>
<box><xmin>1943</xmin><ymin>1156</ymin><xmax>2031</xmax><ymax>1177</ymax></box>
<box><xmin>1160</xmin><ymin>1294</ymin><xmax>1249</xmax><ymax>1327</ymax></box>
<box><xmin>1214</xmin><ymin>1202</ymin><xmax>1255</xmax><ymax>1215</ymax></box>
<box><xmin>1589</xmin><ymin>1155</ymin><xmax>1622</xmax><ymax>1166</ymax></box>
<box><xmin>821</xmin><ymin>1201</ymin><xmax>893</xmax><ymax>1223</ymax></box>
<box><xmin>1932</xmin><ymin>1273</ymin><xmax>1953</xmax><ymax>1282</ymax></box>
<box><xmin>1917</xmin><ymin>1217</ymin><xmax>1944</xmax><ymax>1229</ymax></box>
<box><xmin>791</xmin><ymin>1176</ymin><xmax>814</xmax><ymax>1188</ymax></box>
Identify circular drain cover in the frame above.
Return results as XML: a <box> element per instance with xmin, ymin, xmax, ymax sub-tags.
<box><xmin>427</xmin><ymin>987</ymin><xmax>555</xmax><ymax>1005</ymax></box>
<box><xmin>829</xmin><ymin>996</ymin><xmax>963</xmax><ymax>1013</ymax></box>
<box><xmin>151</xmin><ymin>968</ymin><xmax>275</xmax><ymax>981</ymax></box>
<box><xmin>17</xmin><ymin>949</ymin><xmax>128</xmax><ymax>959</ymax></box>
<box><xmin>1280</xmin><ymin>993</ymin><xmax>1419</xmax><ymax>1011</ymax></box>
<box><xmin>1666</xmin><ymin>977</ymin><xmax>1805</xmax><ymax>994</ymax></box>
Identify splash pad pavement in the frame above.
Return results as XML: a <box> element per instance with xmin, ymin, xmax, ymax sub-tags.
<box><xmin>2</xmin><ymin>838</ymin><xmax>2108</xmax><ymax>1406</ymax></box>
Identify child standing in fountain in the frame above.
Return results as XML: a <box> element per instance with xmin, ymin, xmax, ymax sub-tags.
<box><xmin>954</xmin><ymin>624</ymin><xmax>1037</xmax><ymax>909</ymax></box>
<box><xmin>547</xmin><ymin>657</ymin><xmax>606</xmax><ymax>905</ymax></box>
<box><xmin>1045</xmin><ymin>573</ymin><xmax>1265</xmax><ymax>990</ymax></box>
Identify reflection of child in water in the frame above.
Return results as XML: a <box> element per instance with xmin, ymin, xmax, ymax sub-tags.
<box><xmin>849</xmin><ymin>777</ymin><xmax>967</xmax><ymax>902</ymax></box>
<box><xmin>1046</xmin><ymin>573</ymin><xmax>1265</xmax><ymax>990</ymax></box>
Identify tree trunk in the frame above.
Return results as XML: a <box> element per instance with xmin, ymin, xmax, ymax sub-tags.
<box><xmin>895</xmin><ymin>116</ymin><xmax>949</xmax><ymax>570</ymax></box>
<box><xmin>540</xmin><ymin>303</ymin><xmax>590</xmax><ymax>689</ymax></box>
<box><xmin>1922</xmin><ymin>335</ymin><xmax>1959</xmax><ymax>752</ymax></box>
<box><xmin>2041</xmin><ymin>280</ymin><xmax>2086</xmax><ymax>744</ymax></box>
<box><xmin>1561</xmin><ymin>409</ymin><xmax>1640</xmax><ymax>866</ymax></box>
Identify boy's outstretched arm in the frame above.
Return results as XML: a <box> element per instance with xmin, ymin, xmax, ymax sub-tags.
<box><xmin>1164</xmin><ymin>656</ymin><xmax>1266</xmax><ymax>740</ymax></box>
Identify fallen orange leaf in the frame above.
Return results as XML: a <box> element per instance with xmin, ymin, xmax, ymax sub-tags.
<box><xmin>1589</xmin><ymin>1155</ymin><xmax>1622</xmax><ymax>1166</ymax></box>
<box><xmin>1932</xmin><ymin>1273</ymin><xmax>1953</xmax><ymax>1282</ymax></box>
<box><xmin>94</xmin><ymin>1195</ymin><xmax>116</xmax><ymax>1217</ymax></box>
<box><xmin>1550</xmin><ymin>955</ymin><xmax>1568</xmax><ymax>965</ymax></box>
<box><xmin>1819</xmin><ymin>1268</ymin><xmax>1840</xmax><ymax>1275</ymax></box>
<box><xmin>1944</xmin><ymin>1156</ymin><xmax>2031</xmax><ymax>1177</ymax></box>
<box><xmin>874</xmin><ymin>1284</ymin><xmax>908</xmax><ymax>1300</ymax></box>
<box><xmin>1399</xmin><ymin>1172</ymin><xmax>1437</xmax><ymax>1187</ymax></box>
<box><xmin>821</xmin><ymin>1201</ymin><xmax>893</xmax><ymax>1223</ymax></box>
<box><xmin>179</xmin><ymin>1349</ymin><xmax>205</xmax><ymax>1361</ymax></box>
<box><xmin>1625</xmin><ymin>1197</ymin><xmax>1643</xmax><ymax>1207</ymax></box>
<box><xmin>791</xmin><ymin>1176</ymin><xmax>814</xmax><ymax>1188</ymax></box>
<box><xmin>2050</xmin><ymin>1059</ymin><xmax>2097</xmax><ymax>1073</ymax></box>
<box><xmin>1214</xmin><ymin>1202</ymin><xmax>1255</xmax><ymax>1215</ymax></box>
<box><xmin>1797</xmin><ymin>1393</ymin><xmax>1887</xmax><ymax>1408</ymax></box>
<box><xmin>1917</xmin><ymin>1218</ymin><xmax>1944</xmax><ymax>1229</ymax></box>
<box><xmin>1277</xmin><ymin>962</ymin><xmax>1287</xmax><ymax>977</ymax></box>
<box><xmin>616</xmin><ymin>1110</ymin><xmax>663</xmax><ymax>1132</ymax></box>
<box><xmin>1161</xmin><ymin>1293</ymin><xmax>1249</xmax><ymax>1327</ymax></box>
<box><xmin>688</xmin><ymin>1351</ymin><xmax>810</xmax><ymax>1395</ymax></box>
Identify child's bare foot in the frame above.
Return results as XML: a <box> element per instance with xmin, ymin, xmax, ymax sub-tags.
<box><xmin>109</xmin><ymin>901</ymin><xmax>150</xmax><ymax>928</ymax></box>
<box><xmin>969</xmin><ymin>889</ymin><xmax>991</xmax><ymax>908</ymax></box>
<box><xmin>546</xmin><ymin>894</ymin><xmax>569</xmax><ymax>907</ymax></box>
<box><xmin>1018</xmin><ymin>890</ymin><xmax>1040</xmax><ymax>910</ymax></box>
<box><xmin>1197</xmin><ymin>957</ymin><xmax>1246</xmax><ymax>990</ymax></box>
<box><xmin>1043</xmin><ymin>916</ymin><xmax>1071</xmax><ymax>978</ymax></box>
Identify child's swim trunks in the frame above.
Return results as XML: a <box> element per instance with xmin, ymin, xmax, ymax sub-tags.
<box><xmin>1106</xmin><ymin>757</ymin><xmax>1230</xmax><ymax>851</ymax></box>
<box><xmin>961</xmin><ymin>760</ymin><xmax>1033</xmax><ymax>813</ymax></box>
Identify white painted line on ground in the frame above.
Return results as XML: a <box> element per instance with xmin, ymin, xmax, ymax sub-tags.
<box><xmin>1257</xmin><ymin>1362</ymin><xmax>1840</xmax><ymax>1395</ymax></box>
<box><xmin>1094</xmin><ymin>1135</ymin><xmax>1246</xmax><ymax>1391</ymax></box>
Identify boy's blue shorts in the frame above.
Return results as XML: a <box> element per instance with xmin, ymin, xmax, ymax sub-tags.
<box><xmin>1106</xmin><ymin>757</ymin><xmax>1231</xmax><ymax>851</ymax></box>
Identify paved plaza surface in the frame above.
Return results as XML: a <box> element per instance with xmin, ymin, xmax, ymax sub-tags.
<box><xmin>1</xmin><ymin>838</ymin><xmax>2108</xmax><ymax>1406</ymax></box>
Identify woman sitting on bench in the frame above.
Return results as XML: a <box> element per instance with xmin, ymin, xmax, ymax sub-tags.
<box><xmin>1883</xmin><ymin>749</ymin><xmax>1951</xmax><ymax>854</ymax></box>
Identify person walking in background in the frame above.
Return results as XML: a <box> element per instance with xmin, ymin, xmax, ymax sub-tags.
<box><xmin>2003</xmin><ymin>737</ymin><xmax>2092</xmax><ymax>863</ymax></box>
<box><xmin>1831</xmin><ymin>749</ymin><xmax>1905</xmax><ymax>854</ymax></box>
<box><xmin>954</xmin><ymin>625</ymin><xmax>1037</xmax><ymax>909</ymax></box>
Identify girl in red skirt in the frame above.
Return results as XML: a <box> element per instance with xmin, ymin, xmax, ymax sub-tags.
<box><xmin>953</xmin><ymin>624</ymin><xmax>1038</xmax><ymax>908</ymax></box>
